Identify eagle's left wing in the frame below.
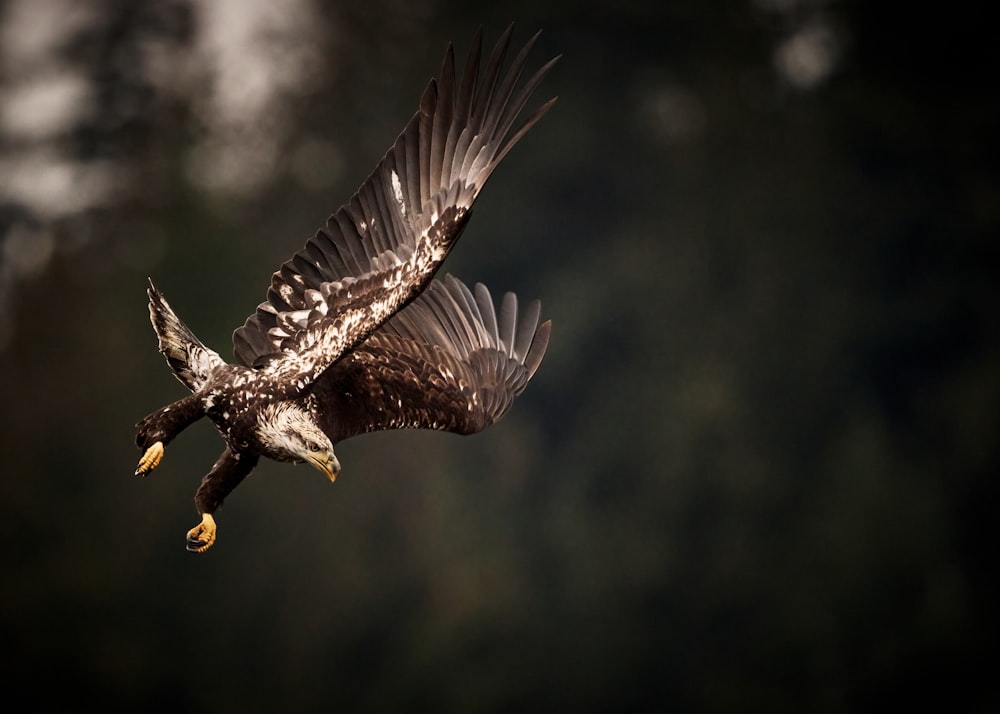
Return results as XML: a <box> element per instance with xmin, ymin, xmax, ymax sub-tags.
<box><xmin>311</xmin><ymin>275</ymin><xmax>549</xmax><ymax>444</ymax></box>
<box><xmin>232</xmin><ymin>27</ymin><xmax>557</xmax><ymax>388</ymax></box>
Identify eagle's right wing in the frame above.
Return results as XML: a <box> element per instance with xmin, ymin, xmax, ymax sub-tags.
<box><xmin>311</xmin><ymin>275</ymin><xmax>550</xmax><ymax>444</ymax></box>
<box><xmin>232</xmin><ymin>27</ymin><xmax>558</xmax><ymax>390</ymax></box>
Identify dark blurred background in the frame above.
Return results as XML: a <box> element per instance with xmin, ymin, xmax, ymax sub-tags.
<box><xmin>1</xmin><ymin>0</ymin><xmax>997</xmax><ymax>711</ymax></box>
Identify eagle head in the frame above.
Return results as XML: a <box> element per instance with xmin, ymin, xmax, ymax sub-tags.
<box><xmin>256</xmin><ymin>402</ymin><xmax>340</xmax><ymax>482</ymax></box>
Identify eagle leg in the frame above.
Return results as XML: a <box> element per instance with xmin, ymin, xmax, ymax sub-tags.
<box><xmin>135</xmin><ymin>441</ymin><xmax>164</xmax><ymax>476</ymax></box>
<box><xmin>186</xmin><ymin>513</ymin><xmax>217</xmax><ymax>553</ymax></box>
<box><xmin>185</xmin><ymin>448</ymin><xmax>260</xmax><ymax>553</ymax></box>
<box><xmin>134</xmin><ymin>393</ymin><xmax>206</xmax><ymax>476</ymax></box>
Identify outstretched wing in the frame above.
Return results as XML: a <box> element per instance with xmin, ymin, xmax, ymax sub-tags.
<box><xmin>232</xmin><ymin>26</ymin><xmax>558</xmax><ymax>389</ymax></box>
<box><xmin>147</xmin><ymin>280</ymin><xmax>225</xmax><ymax>392</ymax></box>
<box><xmin>312</xmin><ymin>275</ymin><xmax>550</xmax><ymax>444</ymax></box>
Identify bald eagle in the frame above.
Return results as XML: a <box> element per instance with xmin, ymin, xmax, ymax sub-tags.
<box><xmin>134</xmin><ymin>27</ymin><xmax>557</xmax><ymax>552</ymax></box>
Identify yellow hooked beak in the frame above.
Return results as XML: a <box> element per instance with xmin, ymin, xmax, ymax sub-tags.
<box><xmin>306</xmin><ymin>451</ymin><xmax>341</xmax><ymax>483</ymax></box>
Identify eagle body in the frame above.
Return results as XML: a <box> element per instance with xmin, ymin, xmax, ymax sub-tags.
<box><xmin>134</xmin><ymin>27</ymin><xmax>557</xmax><ymax>552</ymax></box>
<box><xmin>142</xmin><ymin>366</ymin><xmax>314</xmax><ymax>458</ymax></box>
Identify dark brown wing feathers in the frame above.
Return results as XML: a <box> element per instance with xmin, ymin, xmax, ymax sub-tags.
<box><xmin>231</xmin><ymin>27</ymin><xmax>558</xmax><ymax>379</ymax></box>
<box><xmin>313</xmin><ymin>275</ymin><xmax>550</xmax><ymax>444</ymax></box>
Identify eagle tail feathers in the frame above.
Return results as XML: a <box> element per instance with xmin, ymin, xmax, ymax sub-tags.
<box><xmin>147</xmin><ymin>279</ymin><xmax>224</xmax><ymax>392</ymax></box>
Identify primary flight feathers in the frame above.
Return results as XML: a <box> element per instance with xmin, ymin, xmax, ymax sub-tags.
<box><xmin>231</xmin><ymin>26</ymin><xmax>558</xmax><ymax>385</ymax></box>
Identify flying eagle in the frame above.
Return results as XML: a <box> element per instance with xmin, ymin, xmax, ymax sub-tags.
<box><xmin>134</xmin><ymin>27</ymin><xmax>558</xmax><ymax>552</ymax></box>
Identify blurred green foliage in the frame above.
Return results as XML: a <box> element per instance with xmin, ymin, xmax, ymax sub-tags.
<box><xmin>1</xmin><ymin>1</ymin><xmax>997</xmax><ymax>711</ymax></box>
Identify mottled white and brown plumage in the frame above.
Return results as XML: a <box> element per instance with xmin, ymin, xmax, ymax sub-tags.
<box><xmin>134</xmin><ymin>27</ymin><xmax>557</xmax><ymax>552</ymax></box>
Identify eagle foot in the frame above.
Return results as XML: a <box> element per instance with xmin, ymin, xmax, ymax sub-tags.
<box><xmin>186</xmin><ymin>513</ymin><xmax>217</xmax><ymax>553</ymax></box>
<box><xmin>135</xmin><ymin>441</ymin><xmax>164</xmax><ymax>476</ymax></box>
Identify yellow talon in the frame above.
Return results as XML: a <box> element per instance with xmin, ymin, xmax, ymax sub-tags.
<box><xmin>186</xmin><ymin>513</ymin><xmax>217</xmax><ymax>553</ymax></box>
<box><xmin>136</xmin><ymin>441</ymin><xmax>164</xmax><ymax>476</ymax></box>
